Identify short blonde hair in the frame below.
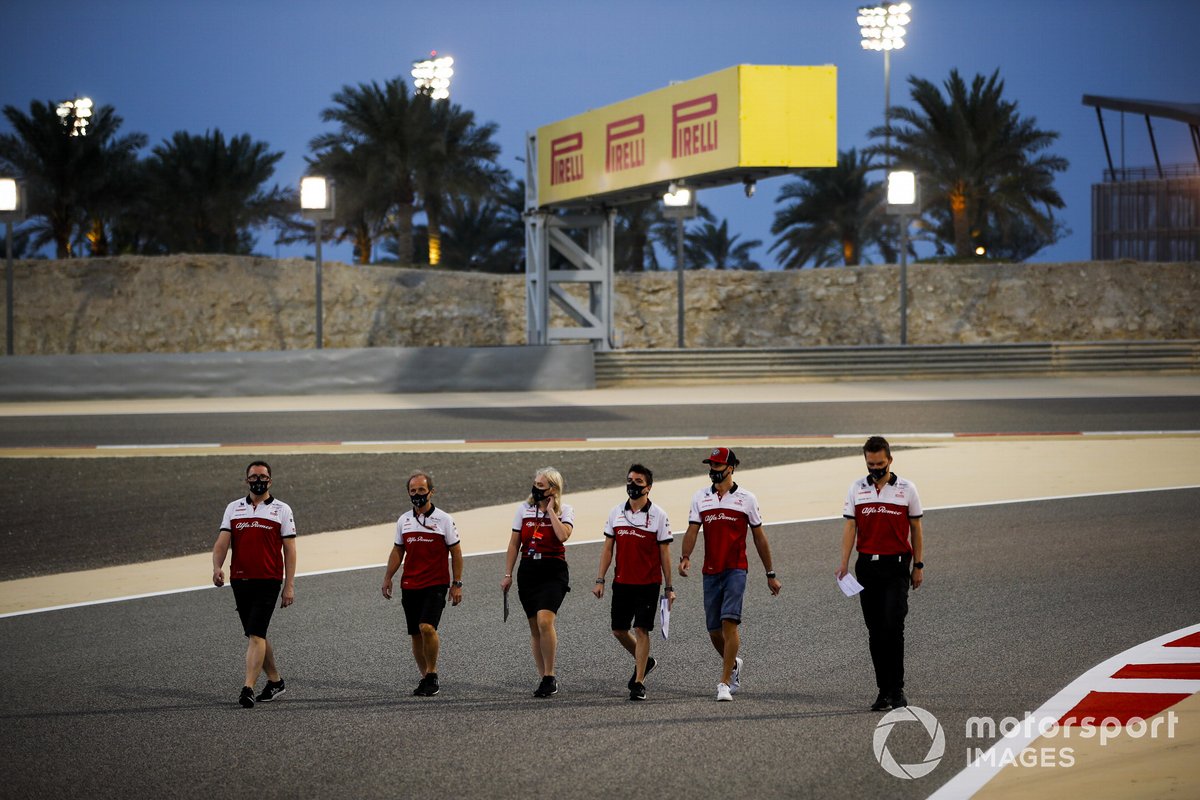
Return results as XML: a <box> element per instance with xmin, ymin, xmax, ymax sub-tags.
<box><xmin>527</xmin><ymin>466</ymin><xmax>564</xmax><ymax>514</ymax></box>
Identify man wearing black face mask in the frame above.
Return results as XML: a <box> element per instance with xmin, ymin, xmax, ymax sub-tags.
<box><xmin>679</xmin><ymin>447</ymin><xmax>782</xmax><ymax>702</ymax></box>
<box><xmin>382</xmin><ymin>470</ymin><xmax>464</xmax><ymax>697</ymax></box>
<box><xmin>836</xmin><ymin>436</ymin><xmax>924</xmax><ymax>712</ymax></box>
<box><xmin>593</xmin><ymin>464</ymin><xmax>675</xmax><ymax>701</ymax></box>
<box><xmin>212</xmin><ymin>460</ymin><xmax>297</xmax><ymax>709</ymax></box>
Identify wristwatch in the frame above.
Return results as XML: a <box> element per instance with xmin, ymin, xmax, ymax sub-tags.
<box><xmin>766</xmin><ymin>571</ymin><xmax>777</xmax><ymax>579</ymax></box>
<box><xmin>451</xmin><ymin>580</ymin><xmax>463</xmax><ymax>587</ymax></box>
<box><xmin>913</xmin><ymin>562</ymin><xmax>924</xmax><ymax>570</ymax></box>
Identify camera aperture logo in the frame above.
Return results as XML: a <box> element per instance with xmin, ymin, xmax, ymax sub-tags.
<box><xmin>873</xmin><ymin>705</ymin><xmax>946</xmax><ymax>779</ymax></box>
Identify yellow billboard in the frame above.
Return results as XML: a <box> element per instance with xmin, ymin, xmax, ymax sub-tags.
<box><xmin>535</xmin><ymin>64</ymin><xmax>837</xmax><ymax>207</ymax></box>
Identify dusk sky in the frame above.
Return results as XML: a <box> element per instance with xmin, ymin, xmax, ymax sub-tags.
<box><xmin>3</xmin><ymin>0</ymin><xmax>1197</xmax><ymax>266</ymax></box>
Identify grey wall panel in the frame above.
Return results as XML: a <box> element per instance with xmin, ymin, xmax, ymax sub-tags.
<box><xmin>0</xmin><ymin>345</ymin><xmax>596</xmax><ymax>400</ymax></box>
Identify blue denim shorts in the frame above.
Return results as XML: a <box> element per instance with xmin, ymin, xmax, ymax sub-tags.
<box><xmin>702</xmin><ymin>568</ymin><xmax>747</xmax><ymax>632</ymax></box>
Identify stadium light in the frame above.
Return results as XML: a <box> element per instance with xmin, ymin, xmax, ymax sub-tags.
<box><xmin>55</xmin><ymin>96</ymin><xmax>93</xmax><ymax>136</ymax></box>
<box><xmin>300</xmin><ymin>176</ymin><xmax>336</xmax><ymax>349</ymax></box>
<box><xmin>412</xmin><ymin>52</ymin><xmax>455</xmax><ymax>100</ymax></box>
<box><xmin>857</xmin><ymin>4</ymin><xmax>912</xmax><ymax>161</ymax></box>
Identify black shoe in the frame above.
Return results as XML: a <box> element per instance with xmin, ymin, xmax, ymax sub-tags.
<box><xmin>628</xmin><ymin>656</ymin><xmax>657</xmax><ymax>691</ymax></box>
<box><xmin>239</xmin><ymin>686</ymin><xmax>256</xmax><ymax>709</ymax></box>
<box><xmin>423</xmin><ymin>673</ymin><xmax>440</xmax><ymax>697</ymax></box>
<box><xmin>629</xmin><ymin>681</ymin><xmax>647</xmax><ymax>701</ymax></box>
<box><xmin>890</xmin><ymin>690</ymin><xmax>908</xmax><ymax>708</ymax></box>
<box><xmin>256</xmin><ymin>679</ymin><xmax>286</xmax><ymax>703</ymax></box>
<box><xmin>533</xmin><ymin>675</ymin><xmax>558</xmax><ymax>698</ymax></box>
<box><xmin>870</xmin><ymin>691</ymin><xmax>891</xmax><ymax>711</ymax></box>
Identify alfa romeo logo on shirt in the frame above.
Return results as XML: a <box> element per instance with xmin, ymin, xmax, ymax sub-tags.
<box><xmin>873</xmin><ymin>705</ymin><xmax>945</xmax><ymax>779</ymax></box>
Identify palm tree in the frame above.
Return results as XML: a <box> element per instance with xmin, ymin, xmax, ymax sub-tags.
<box><xmin>142</xmin><ymin>129</ymin><xmax>288</xmax><ymax>254</ymax></box>
<box><xmin>769</xmin><ymin>148</ymin><xmax>888</xmax><ymax>268</ymax></box>
<box><xmin>0</xmin><ymin>100</ymin><xmax>146</xmax><ymax>257</ymax></box>
<box><xmin>313</xmin><ymin>78</ymin><xmax>424</xmax><ymax>264</ymax></box>
<box><xmin>413</xmin><ymin>99</ymin><xmax>503</xmax><ymax>265</ymax></box>
<box><xmin>685</xmin><ymin>219</ymin><xmax>762</xmax><ymax>270</ymax></box>
<box><xmin>869</xmin><ymin>69</ymin><xmax>1068</xmax><ymax>259</ymax></box>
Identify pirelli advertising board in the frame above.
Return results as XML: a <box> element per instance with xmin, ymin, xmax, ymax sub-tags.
<box><xmin>536</xmin><ymin>64</ymin><xmax>836</xmax><ymax>207</ymax></box>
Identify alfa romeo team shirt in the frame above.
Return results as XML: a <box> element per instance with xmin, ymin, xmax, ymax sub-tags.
<box><xmin>604</xmin><ymin>500</ymin><xmax>673</xmax><ymax>585</ymax></box>
<box><xmin>221</xmin><ymin>496</ymin><xmax>297</xmax><ymax>580</ymax></box>
<box><xmin>513</xmin><ymin>503</ymin><xmax>576</xmax><ymax>560</ymax></box>
<box><xmin>394</xmin><ymin>507</ymin><xmax>460</xmax><ymax>590</ymax></box>
<box><xmin>689</xmin><ymin>484</ymin><xmax>763</xmax><ymax>575</ymax></box>
<box><xmin>843</xmin><ymin>473</ymin><xmax>923</xmax><ymax>555</ymax></box>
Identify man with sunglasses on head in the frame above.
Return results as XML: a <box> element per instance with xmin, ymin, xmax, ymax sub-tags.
<box><xmin>382</xmin><ymin>470</ymin><xmax>464</xmax><ymax>698</ymax></box>
<box><xmin>679</xmin><ymin>447</ymin><xmax>782</xmax><ymax>702</ymax></box>
<box><xmin>593</xmin><ymin>464</ymin><xmax>676</xmax><ymax>701</ymax></box>
<box><xmin>212</xmin><ymin>460</ymin><xmax>297</xmax><ymax>709</ymax></box>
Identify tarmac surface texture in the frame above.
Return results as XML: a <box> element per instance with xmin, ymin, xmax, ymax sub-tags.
<box><xmin>1</xmin><ymin>376</ymin><xmax>1198</xmax><ymax>799</ymax></box>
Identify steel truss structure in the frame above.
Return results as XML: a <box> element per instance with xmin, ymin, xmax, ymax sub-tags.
<box><xmin>524</xmin><ymin>133</ymin><xmax>614</xmax><ymax>349</ymax></box>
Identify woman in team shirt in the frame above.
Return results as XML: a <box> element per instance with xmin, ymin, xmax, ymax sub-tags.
<box><xmin>500</xmin><ymin>467</ymin><xmax>574</xmax><ymax>698</ymax></box>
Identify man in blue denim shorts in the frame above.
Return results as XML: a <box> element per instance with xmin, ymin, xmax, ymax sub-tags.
<box><xmin>678</xmin><ymin>447</ymin><xmax>782</xmax><ymax>701</ymax></box>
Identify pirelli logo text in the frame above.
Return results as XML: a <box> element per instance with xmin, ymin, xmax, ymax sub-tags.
<box><xmin>605</xmin><ymin>115</ymin><xmax>645</xmax><ymax>173</ymax></box>
<box><xmin>672</xmin><ymin>94</ymin><xmax>718</xmax><ymax>159</ymax></box>
<box><xmin>550</xmin><ymin>132</ymin><xmax>584</xmax><ymax>185</ymax></box>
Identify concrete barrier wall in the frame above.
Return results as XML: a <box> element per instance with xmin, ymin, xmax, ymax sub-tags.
<box><xmin>1</xmin><ymin>255</ymin><xmax>1197</xmax><ymax>354</ymax></box>
<box><xmin>0</xmin><ymin>345</ymin><xmax>595</xmax><ymax>401</ymax></box>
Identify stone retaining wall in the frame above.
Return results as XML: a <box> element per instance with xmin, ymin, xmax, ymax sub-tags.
<box><xmin>1</xmin><ymin>255</ymin><xmax>1196</xmax><ymax>354</ymax></box>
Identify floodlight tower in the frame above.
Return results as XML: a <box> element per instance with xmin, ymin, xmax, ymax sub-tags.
<box><xmin>55</xmin><ymin>96</ymin><xmax>93</xmax><ymax>136</ymax></box>
<box><xmin>857</xmin><ymin>3</ymin><xmax>911</xmax><ymax>160</ymax></box>
<box><xmin>411</xmin><ymin>52</ymin><xmax>454</xmax><ymax>100</ymax></box>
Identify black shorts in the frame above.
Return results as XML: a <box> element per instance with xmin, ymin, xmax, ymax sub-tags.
<box><xmin>517</xmin><ymin>557</ymin><xmax>570</xmax><ymax>618</ymax></box>
<box><xmin>610</xmin><ymin>582</ymin><xmax>659</xmax><ymax>632</ymax></box>
<box><xmin>400</xmin><ymin>585</ymin><xmax>449</xmax><ymax>636</ymax></box>
<box><xmin>231</xmin><ymin>579</ymin><xmax>281</xmax><ymax>639</ymax></box>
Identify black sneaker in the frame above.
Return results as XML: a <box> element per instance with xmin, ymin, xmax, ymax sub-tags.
<box><xmin>890</xmin><ymin>690</ymin><xmax>908</xmax><ymax>708</ymax></box>
<box><xmin>533</xmin><ymin>676</ymin><xmax>558</xmax><ymax>697</ymax></box>
<box><xmin>629</xmin><ymin>681</ymin><xmax>647</xmax><ymax>701</ymax></box>
<box><xmin>628</xmin><ymin>656</ymin><xmax>657</xmax><ymax>691</ymax></box>
<box><xmin>870</xmin><ymin>691</ymin><xmax>891</xmax><ymax>711</ymax></box>
<box><xmin>423</xmin><ymin>672</ymin><xmax>440</xmax><ymax>697</ymax></box>
<box><xmin>256</xmin><ymin>679</ymin><xmax>286</xmax><ymax>703</ymax></box>
<box><xmin>239</xmin><ymin>686</ymin><xmax>256</xmax><ymax>709</ymax></box>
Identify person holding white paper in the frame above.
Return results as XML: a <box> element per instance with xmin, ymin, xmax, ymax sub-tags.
<box><xmin>593</xmin><ymin>464</ymin><xmax>675</xmax><ymax>701</ymax></box>
<box><xmin>836</xmin><ymin>436</ymin><xmax>925</xmax><ymax>713</ymax></box>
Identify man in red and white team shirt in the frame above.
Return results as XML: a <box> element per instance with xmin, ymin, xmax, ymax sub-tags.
<box><xmin>382</xmin><ymin>471</ymin><xmax>464</xmax><ymax>698</ymax></box>
<box><xmin>836</xmin><ymin>435</ymin><xmax>925</xmax><ymax>713</ymax></box>
<box><xmin>679</xmin><ymin>447</ymin><xmax>782</xmax><ymax>702</ymax></box>
<box><xmin>212</xmin><ymin>460</ymin><xmax>297</xmax><ymax>709</ymax></box>
<box><xmin>593</xmin><ymin>463</ymin><xmax>676</xmax><ymax>701</ymax></box>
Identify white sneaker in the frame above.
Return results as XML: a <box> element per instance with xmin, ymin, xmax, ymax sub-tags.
<box><xmin>730</xmin><ymin>657</ymin><xmax>743</xmax><ymax>693</ymax></box>
<box><xmin>716</xmin><ymin>682</ymin><xmax>733</xmax><ymax>702</ymax></box>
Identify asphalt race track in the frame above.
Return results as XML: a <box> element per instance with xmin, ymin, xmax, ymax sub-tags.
<box><xmin>1</xmin><ymin>390</ymin><xmax>1197</xmax><ymax>798</ymax></box>
<box><xmin>1</xmin><ymin>490</ymin><xmax>1197</xmax><ymax>798</ymax></box>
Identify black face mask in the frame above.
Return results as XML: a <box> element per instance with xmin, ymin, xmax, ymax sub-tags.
<box><xmin>530</xmin><ymin>485</ymin><xmax>547</xmax><ymax>503</ymax></box>
<box><xmin>410</xmin><ymin>493</ymin><xmax>431</xmax><ymax>508</ymax></box>
<box><xmin>868</xmin><ymin>466</ymin><xmax>888</xmax><ymax>481</ymax></box>
<box><xmin>248</xmin><ymin>479</ymin><xmax>269</xmax><ymax>496</ymax></box>
<box><xmin>626</xmin><ymin>482</ymin><xmax>647</xmax><ymax>500</ymax></box>
<box><xmin>709</xmin><ymin>467</ymin><xmax>729</xmax><ymax>485</ymax></box>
